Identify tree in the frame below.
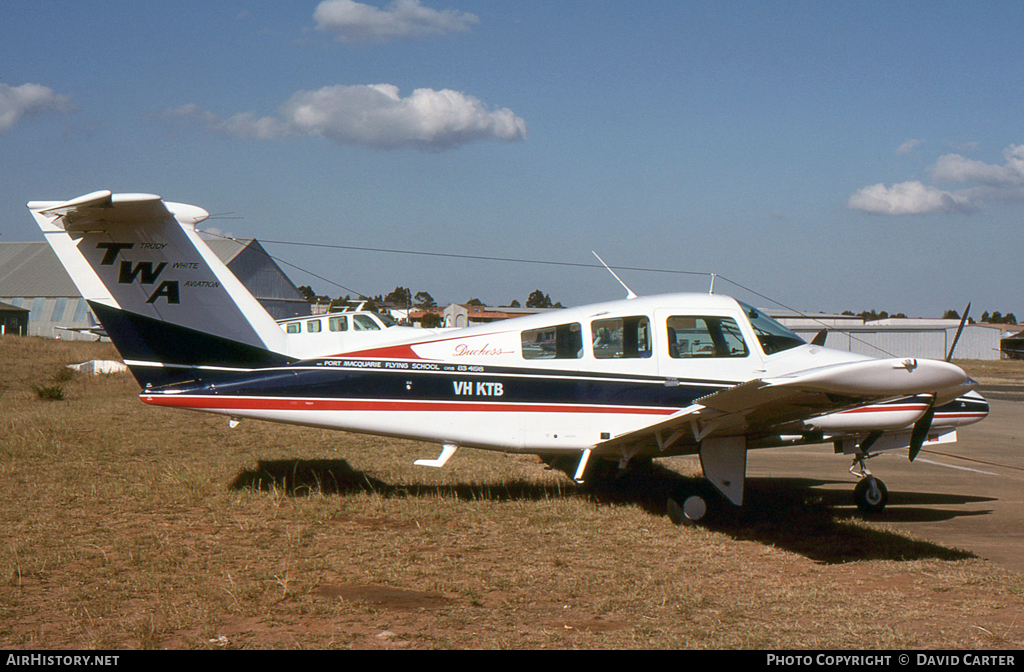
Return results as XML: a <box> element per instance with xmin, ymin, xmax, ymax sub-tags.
<box><xmin>526</xmin><ymin>290</ymin><xmax>553</xmax><ymax>309</ymax></box>
<box><xmin>465</xmin><ymin>298</ymin><xmax>484</xmax><ymax>306</ymax></box>
<box><xmin>857</xmin><ymin>309</ymin><xmax>889</xmax><ymax>321</ymax></box>
<box><xmin>981</xmin><ymin>311</ymin><xmax>1018</xmax><ymax>325</ymax></box>
<box><xmin>384</xmin><ymin>287</ymin><xmax>412</xmax><ymax>307</ymax></box>
<box><xmin>419</xmin><ymin>312</ymin><xmax>442</xmax><ymax>328</ymax></box>
<box><xmin>943</xmin><ymin>309</ymin><xmax>961</xmax><ymax>320</ymax></box>
<box><xmin>507</xmin><ymin>299</ymin><xmax>521</xmax><ymax>308</ymax></box>
<box><xmin>297</xmin><ymin>285</ymin><xmax>317</xmax><ymax>303</ymax></box>
<box><xmin>414</xmin><ymin>291</ymin><xmax>436</xmax><ymax>309</ymax></box>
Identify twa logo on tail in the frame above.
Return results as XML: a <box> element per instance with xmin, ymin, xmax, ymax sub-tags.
<box><xmin>96</xmin><ymin>241</ymin><xmax>179</xmax><ymax>304</ymax></box>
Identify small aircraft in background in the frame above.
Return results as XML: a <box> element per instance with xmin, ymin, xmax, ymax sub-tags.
<box><xmin>29</xmin><ymin>191</ymin><xmax>988</xmax><ymax>520</ymax></box>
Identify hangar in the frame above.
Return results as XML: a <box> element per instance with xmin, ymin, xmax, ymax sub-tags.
<box><xmin>775</xmin><ymin>313</ymin><xmax>1003</xmax><ymax>361</ymax></box>
<box><xmin>0</xmin><ymin>238</ymin><xmax>309</xmax><ymax>339</ymax></box>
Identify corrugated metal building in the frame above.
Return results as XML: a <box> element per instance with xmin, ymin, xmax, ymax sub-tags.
<box><xmin>0</xmin><ymin>239</ymin><xmax>309</xmax><ymax>339</ymax></box>
<box><xmin>773</xmin><ymin>312</ymin><xmax>1003</xmax><ymax>361</ymax></box>
<box><xmin>202</xmin><ymin>238</ymin><xmax>310</xmax><ymax>320</ymax></box>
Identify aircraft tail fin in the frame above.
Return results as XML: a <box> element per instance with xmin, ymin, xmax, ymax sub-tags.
<box><xmin>28</xmin><ymin>191</ymin><xmax>293</xmax><ymax>387</ymax></box>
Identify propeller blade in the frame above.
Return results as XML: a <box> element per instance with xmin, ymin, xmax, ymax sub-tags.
<box><xmin>810</xmin><ymin>328</ymin><xmax>828</xmax><ymax>347</ymax></box>
<box><xmin>945</xmin><ymin>302</ymin><xmax>971</xmax><ymax>362</ymax></box>
<box><xmin>908</xmin><ymin>395</ymin><xmax>936</xmax><ymax>462</ymax></box>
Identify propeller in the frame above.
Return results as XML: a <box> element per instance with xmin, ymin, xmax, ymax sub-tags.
<box><xmin>810</xmin><ymin>328</ymin><xmax>828</xmax><ymax>346</ymax></box>
<box><xmin>945</xmin><ymin>302</ymin><xmax>971</xmax><ymax>362</ymax></box>
<box><xmin>908</xmin><ymin>394</ymin><xmax>936</xmax><ymax>462</ymax></box>
<box><xmin>911</xmin><ymin>303</ymin><xmax>970</xmax><ymax>462</ymax></box>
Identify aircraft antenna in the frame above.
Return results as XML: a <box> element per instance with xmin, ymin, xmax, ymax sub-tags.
<box><xmin>592</xmin><ymin>252</ymin><xmax>637</xmax><ymax>299</ymax></box>
<box><xmin>709</xmin><ymin>273</ymin><xmax>716</xmax><ymax>295</ymax></box>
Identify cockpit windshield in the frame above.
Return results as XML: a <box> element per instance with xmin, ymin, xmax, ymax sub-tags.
<box><xmin>739</xmin><ymin>302</ymin><xmax>805</xmax><ymax>355</ymax></box>
<box><xmin>374</xmin><ymin>312</ymin><xmax>398</xmax><ymax>328</ymax></box>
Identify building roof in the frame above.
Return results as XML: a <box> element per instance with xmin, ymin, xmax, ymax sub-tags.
<box><xmin>0</xmin><ymin>300</ymin><xmax>29</xmax><ymax>312</ymax></box>
<box><xmin>202</xmin><ymin>236</ymin><xmax>252</xmax><ymax>265</ymax></box>
<box><xmin>0</xmin><ymin>242</ymin><xmax>80</xmax><ymax>297</ymax></box>
<box><xmin>0</xmin><ymin>239</ymin><xmax>302</xmax><ymax>303</ymax></box>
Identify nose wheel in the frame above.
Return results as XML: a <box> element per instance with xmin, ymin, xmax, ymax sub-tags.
<box><xmin>850</xmin><ymin>453</ymin><xmax>888</xmax><ymax>514</ymax></box>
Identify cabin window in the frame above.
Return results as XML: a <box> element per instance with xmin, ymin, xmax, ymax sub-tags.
<box><xmin>591</xmin><ymin>316</ymin><xmax>651</xmax><ymax>359</ymax></box>
<box><xmin>307</xmin><ymin>319</ymin><xmax>322</xmax><ymax>333</ymax></box>
<box><xmin>666</xmin><ymin>316</ymin><xmax>749</xmax><ymax>358</ymax></box>
<box><xmin>329</xmin><ymin>316</ymin><xmax>348</xmax><ymax>332</ymax></box>
<box><xmin>286</xmin><ymin>322</ymin><xmax>301</xmax><ymax>334</ymax></box>
<box><xmin>352</xmin><ymin>315</ymin><xmax>381</xmax><ymax>331</ymax></box>
<box><xmin>521</xmin><ymin>322</ymin><xmax>583</xmax><ymax>359</ymax></box>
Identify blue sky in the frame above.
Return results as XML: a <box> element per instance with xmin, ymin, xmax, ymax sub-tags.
<box><xmin>3</xmin><ymin>1</ymin><xmax>1023</xmax><ymax>319</ymax></box>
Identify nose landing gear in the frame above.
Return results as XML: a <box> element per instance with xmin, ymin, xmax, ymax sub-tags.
<box><xmin>850</xmin><ymin>453</ymin><xmax>888</xmax><ymax>514</ymax></box>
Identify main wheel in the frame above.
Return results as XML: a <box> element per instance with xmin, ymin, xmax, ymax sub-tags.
<box><xmin>854</xmin><ymin>477</ymin><xmax>888</xmax><ymax>514</ymax></box>
<box><xmin>667</xmin><ymin>495</ymin><xmax>707</xmax><ymax>524</ymax></box>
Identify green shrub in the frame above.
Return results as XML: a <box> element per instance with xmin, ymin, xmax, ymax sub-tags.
<box><xmin>32</xmin><ymin>384</ymin><xmax>66</xmax><ymax>401</ymax></box>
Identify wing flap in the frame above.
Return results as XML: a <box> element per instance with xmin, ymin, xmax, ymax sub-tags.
<box><xmin>595</xmin><ymin>404</ymin><xmax>706</xmax><ymax>452</ymax></box>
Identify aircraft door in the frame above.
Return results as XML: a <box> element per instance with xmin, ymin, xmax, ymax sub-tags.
<box><xmin>654</xmin><ymin>309</ymin><xmax>764</xmax><ymax>384</ymax></box>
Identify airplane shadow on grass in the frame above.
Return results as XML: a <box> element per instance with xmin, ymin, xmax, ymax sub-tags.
<box><xmin>230</xmin><ymin>458</ymin><xmax>990</xmax><ymax>566</ymax></box>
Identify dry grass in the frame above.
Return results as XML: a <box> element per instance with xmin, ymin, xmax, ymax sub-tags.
<box><xmin>2</xmin><ymin>335</ymin><xmax>1023</xmax><ymax>649</ymax></box>
<box><xmin>958</xmin><ymin>359</ymin><xmax>1024</xmax><ymax>385</ymax></box>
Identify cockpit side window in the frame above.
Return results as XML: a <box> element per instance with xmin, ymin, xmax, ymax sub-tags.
<box><xmin>739</xmin><ymin>302</ymin><xmax>805</xmax><ymax>355</ymax></box>
<box><xmin>592</xmin><ymin>316</ymin><xmax>652</xmax><ymax>359</ymax></box>
<box><xmin>329</xmin><ymin>316</ymin><xmax>348</xmax><ymax>332</ymax></box>
<box><xmin>666</xmin><ymin>316</ymin><xmax>749</xmax><ymax>358</ymax></box>
<box><xmin>521</xmin><ymin>322</ymin><xmax>583</xmax><ymax>359</ymax></box>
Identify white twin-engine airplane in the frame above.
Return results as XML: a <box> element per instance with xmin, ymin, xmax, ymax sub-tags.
<box><xmin>29</xmin><ymin>191</ymin><xmax>989</xmax><ymax>520</ymax></box>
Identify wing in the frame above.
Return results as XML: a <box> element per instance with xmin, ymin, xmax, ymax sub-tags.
<box><xmin>594</xmin><ymin>357</ymin><xmax>973</xmax><ymax>455</ymax></box>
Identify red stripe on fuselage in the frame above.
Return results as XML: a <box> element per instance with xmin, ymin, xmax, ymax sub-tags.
<box><xmin>141</xmin><ymin>395</ymin><xmax>679</xmax><ymax>415</ymax></box>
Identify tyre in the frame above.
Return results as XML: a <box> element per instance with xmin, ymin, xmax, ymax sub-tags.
<box><xmin>854</xmin><ymin>477</ymin><xmax>888</xmax><ymax>514</ymax></box>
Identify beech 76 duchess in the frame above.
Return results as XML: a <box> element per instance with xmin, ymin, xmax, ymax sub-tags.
<box><xmin>29</xmin><ymin>191</ymin><xmax>988</xmax><ymax>519</ymax></box>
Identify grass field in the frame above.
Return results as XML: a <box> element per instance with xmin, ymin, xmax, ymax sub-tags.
<box><xmin>2</xmin><ymin>335</ymin><xmax>1022</xmax><ymax>649</ymax></box>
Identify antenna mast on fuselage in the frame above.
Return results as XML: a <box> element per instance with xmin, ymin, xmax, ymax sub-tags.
<box><xmin>592</xmin><ymin>251</ymin><xmax>637</xmax><ymax>300</ymax></box>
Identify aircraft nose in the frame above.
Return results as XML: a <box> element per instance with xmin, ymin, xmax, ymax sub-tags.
<box><xmin>958</xmin><ymin>389</ymin><xmax>989</xmax><ymax>425</ymax></box>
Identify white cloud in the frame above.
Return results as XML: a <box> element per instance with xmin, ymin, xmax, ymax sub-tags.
<box><xmin>159</xmin><ymin>104</ymin><xmax>292</xmax><ymax>141</ymax></box>
<box><xmin>162</xmin><ymin>84</ymin><xmax>526</xmax><ymax>151</ymax></box>
<box><xmin>0</xmin><ymin>82</ymin><xmax>73</xmax><ymax>135</ymax></box>
<box><xmin>931</xmin><ymin>145</ymin><xmax>1024</xmax><ymax>186</ymax></box>
<box><xmin>313</xmin><ymin>0</ymin><xmax>478</xmax><ymax>43</ymax></box>
<box><xmin>282</xmin><ymin>84</ymin><xmax>526</xmax><ymax>148</ymax></box>
<box><xmin>896</xmin><ymin>139</ymin><xmax>922</xmax><ymax>156</ymax></box>
<box><xmin>847</xmin><ymin>181</ymin><xmax>973</xmax><ymax>215</ymax></box>
<box><xmin>849</xmin><ymin>142</ymin><xmax>1024</xmax><ymax>215</ymax></box>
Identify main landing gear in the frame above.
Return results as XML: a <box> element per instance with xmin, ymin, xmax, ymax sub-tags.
<box><xmin>667</xmin><ymin>494</ymin><xmax>708</xmax><ymax>524</ymax></box>
<box><xmin>850</xmin><ymin>452</ymin><xmax>888</xmax><ymax>514</ymax></box>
